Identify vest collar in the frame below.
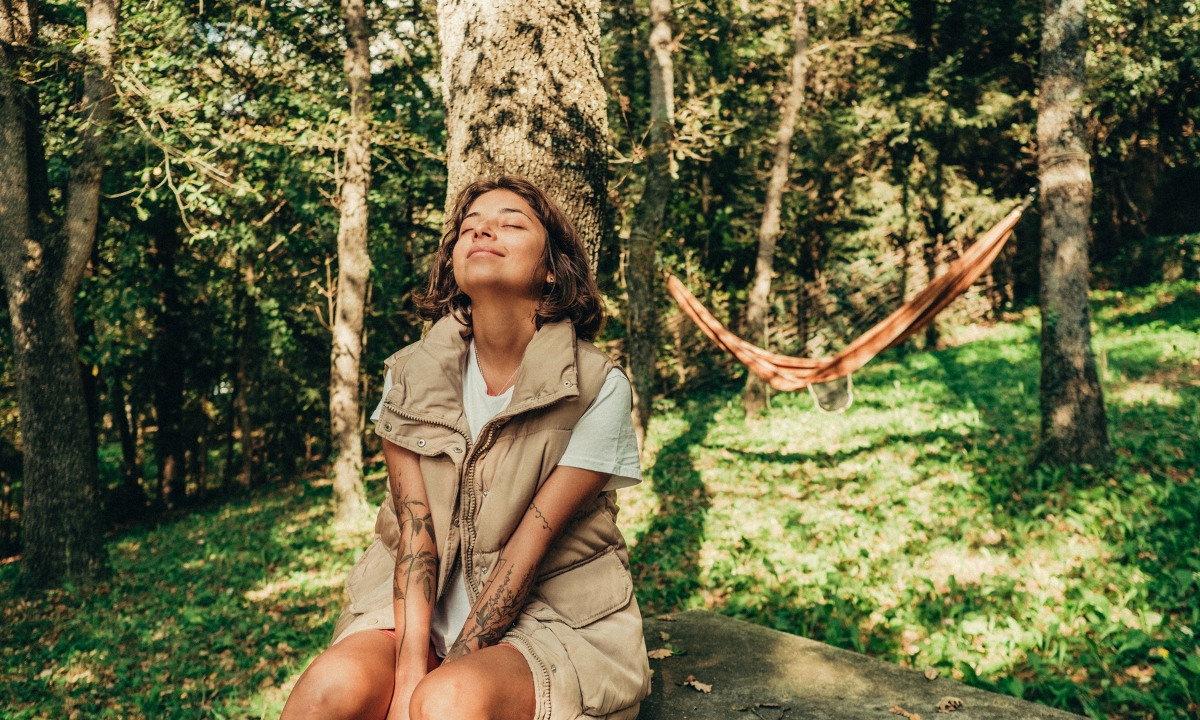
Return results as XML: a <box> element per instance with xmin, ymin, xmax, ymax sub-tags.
<box><xmin>392</xmin><ymin>316</ymin><xmax>582</xmax><ymax>434</ymax></box>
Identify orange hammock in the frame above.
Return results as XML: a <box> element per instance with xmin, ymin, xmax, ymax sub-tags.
<box><xmin>666</xmin><ymin>191</ymin><xmax>1036</xmax><ymax>392</ymax></box>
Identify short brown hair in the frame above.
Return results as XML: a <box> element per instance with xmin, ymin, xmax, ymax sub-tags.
<box><xmin>416</xmin><ymin>176</ymin><xmax>605</xmax><ymax>341</ymax></box>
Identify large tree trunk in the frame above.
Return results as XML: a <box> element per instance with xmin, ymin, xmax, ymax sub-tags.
<box><xmin>329</xmin><ymin>0</ymin><xmax>372</xmax><ymax>530</ymax></box>
<box><xmin>742</xmin><ymin>0</ymin><xmax>809</xmax><ymax>415</ymax></box>
<box><xmin>0</xmin><ymin>0</ymin><xmax>107</xmax><ymax>586</ymax></box>
<box><xmin>626</xmin><ymin>0</ymin><xmax>674</xmax><ymax>446</ymax></box>
<box><xmin>438</xmin><ymin>0</ymin><xmax>611</xmax><ymax>262</ymax></box>
<box><xmin>1036</xmin><ymin>0</ymin><xmax>1111</xmax><ymax>465</ymax></box>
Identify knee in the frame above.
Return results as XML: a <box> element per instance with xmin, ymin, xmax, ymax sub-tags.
<box><xmin>282</xmin><ymin>654</ymin><xmax>375</xmax><ymax>720</ymax></box>
<box><xmin>410</xmin><ymin>669</ymin><xmax>488</xmax><ymax>720</ymax></box>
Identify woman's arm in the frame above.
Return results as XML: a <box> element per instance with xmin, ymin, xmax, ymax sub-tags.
<box><xmin>442</xmin><ymin>465</ymin><xmax>611</xmax><ymax>662</ymax></box>
<box><xmin>384</xmin><ymin>439</ymin><xmax>439</xmax><ymax>717</ymax></box>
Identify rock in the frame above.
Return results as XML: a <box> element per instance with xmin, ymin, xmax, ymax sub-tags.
<box><xmin>637</xmin><ymin>610</ymin><xmax>1081</xmax><ymax>719</ymax></box>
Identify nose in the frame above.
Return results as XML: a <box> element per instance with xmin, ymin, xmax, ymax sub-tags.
<box><xmin>475</xmin><ymin>216</ymin><xmax>498</xmax><ymax>240</ymax></box>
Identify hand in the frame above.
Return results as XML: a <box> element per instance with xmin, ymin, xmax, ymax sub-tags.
<box><xmin>385</xmin><ymin>679</ymin><xmax>420</xmax><ymax>720</ymax></box>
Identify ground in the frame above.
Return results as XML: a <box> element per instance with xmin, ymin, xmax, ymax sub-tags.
<box><xmin>2</xmin><ymin>281</ymin><xmax>1198</xmax><ymax>719</ymax></box>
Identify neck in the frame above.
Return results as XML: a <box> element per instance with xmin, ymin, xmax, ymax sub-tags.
<box><xmin>470</xmin><ymin>296</ymin><xmax>538</xmax><ymax>384</ymax></box>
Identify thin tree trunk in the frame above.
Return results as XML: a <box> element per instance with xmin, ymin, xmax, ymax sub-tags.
<box><xmin>626</xmin><ymin>0</ymin><xmax>674</xmax><ymax>446</ymax></box>
<box><xmin>1036</xmin><ymin>0</ymin><xmax>1111</xmax><ymax>465</ymax></box>
<box><xmin>150</xmin><ymin>213</ymin><xmax>186</xmax><ymax>507</ymax></box>
<box><xmin>438</xmin><ymin>0</ymin><xmax>611</xmax><ymax>263</ymax></box>
<box><xmin>742</xmin><ymin>0</ymin><xmax>809</xmax><ymax>415</ymax></box>
<box><xmin>329</xmin><ymin>0</ymin><xmax>372</xmax><ymax>529</ymax></box>
<box><xmin>235</xmin><ymin>256</ymin><xmax>256</xmax><ymax>488</ymax></box>
<box><xmin>0</xmin><ymin>0</ymin><xmax>106</xmax><ymax>586</ymax></box>
<box><xmin>62</xmin><ymin>0</ymin><xmax>118</xmax><ymax>311</ymax></box>
<box><xmin>108</xmin><ymin>364</ymin><xmax>145</xmax><ymax>520</ymax></box>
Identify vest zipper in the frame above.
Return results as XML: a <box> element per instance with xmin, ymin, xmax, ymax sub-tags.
<box><xmin>460</xmin><ymin>391</ymin><xmax>572</xmax><ymax>600</ymax></box>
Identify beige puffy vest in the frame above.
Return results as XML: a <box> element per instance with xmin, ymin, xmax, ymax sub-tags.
<box><xmin>331</xmin><ymin>316</ymin><xmax>650</xmax><ymax>718</ymax></box>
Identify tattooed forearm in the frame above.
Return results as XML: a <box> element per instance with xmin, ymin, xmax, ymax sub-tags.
<box><xmin>444</xmin><ymin>558</ymin><xmax>538</xmax><ymax>662</ymax></box>
<box><xmin>530</xmin><ymin>502</ymin><xmax>552</xmax><ymax>532</ymax></box>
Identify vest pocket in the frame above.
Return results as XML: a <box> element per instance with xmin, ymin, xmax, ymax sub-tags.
<box><xmin>530</xmin><ymin>549</ymin><xmax>632</xmax><ymax>628</ymax></box>
<box><xmin>345</xmin><ymin>537</ymin><xmax>395</xmax><ymax>614</ymax></box>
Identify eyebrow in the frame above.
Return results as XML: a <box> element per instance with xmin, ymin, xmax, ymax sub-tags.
<box><xmin>462</xmin><ymin>207</ymin><xmax>531</xmax><ymax>222</ymax></box>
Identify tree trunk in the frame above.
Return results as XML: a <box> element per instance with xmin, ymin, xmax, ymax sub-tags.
<box><xmin>62</xmin><ymin>0</ymin><xmax>118</xmax><ymax>311</ymax></box>
<box><xmin>329</xmin><ymin>0</ymin><xmax>372</xmax><ymax>529</ymax></box>
<box><xmin>742</xmin><ymin>0</ymin><xmax>809</xmax><ymax>415</ymax></box>
<box><xmin>438</xmin><ymin>0</ymin><xmax>611</xmax><ymax>263</ymax></box>
<box><xmin>1036</xmin><ymin>0</ymin><xmax>1111</xmax><ymax>465</ymax></box>
<box><xmin>151</xmin><ymin>213</ymin><xmax>186</xmax><ymax>507</ymax></box>
<box><xmin>626</xmin><ymin>0</ymin><xmax>674</xmax><ymax>446</ymax></box>
<box><xmin>235</xmin><ymin>255</ymin><xmax>256</xmax><ymax>488</ymax></box>
<box><xmin>108</xmin><ymin>363</ymin><xmax>145</xmax><ymax>521</ymax></box>
<box><xmin>0</xmin><ymin>0</ymin><xmax>107</xmax><ymax>586</ymax></box>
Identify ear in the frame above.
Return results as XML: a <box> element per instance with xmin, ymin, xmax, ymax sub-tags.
<box><xmin>546</xmin><ymin>273</ymin><xmax>555</xmax><ymax>284</ymax></box>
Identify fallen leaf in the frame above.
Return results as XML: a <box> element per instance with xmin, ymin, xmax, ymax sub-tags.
<box><xmin>924</xmin><ymin>666</ymin><xmax>939</xmax><ymax>680</ymax></box>
<box><xmin>659</xmin><ymin>631</ymin><xmax>671</xmax><ymax>641</ymax></box>
<box><xmin>656</xmin><ymin>614</ymin><xmax>676</xmax><ymax>621</ymax></box>
<box><xmin>732</xmin><ymin>706</ymin><xmax>749</xmax><ymax>712</ymax></box>
<box><xmin>756</xmin><ymin>702</ymin><xmax>781</xmax><ymax>708</ymax></box>
<box><xmin>681</xmin><ymin>674</ymin><xmax>712</xmax><ymax>693</ymax></box>
<box><xmin>890</xmin><ymin>705</ymin><xmax>922</xmax><ymax>720</ymax></box>
<box><xmin>647</xmin><ymin>648</ymin><xmax>674</xmax><ymax>659</ymax></box>
<box><xmin>935</xmin><ymin>696</ymin><xmax>963</xmax><ymax>713</ymax></box>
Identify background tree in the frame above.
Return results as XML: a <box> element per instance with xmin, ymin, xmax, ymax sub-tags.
<box><xmin>740</xmin><ymin>0</ymin><xmax>809</xmax><ymax>415</ymax></box>
<box><xmin>437</xmin><ymin>0</ymin><xmax>610</xmax><ymax>261</ymax></box>
<box><xmin>1036</xmin><ymin>0</ymin><xmax>1111</xmax><ymax>464</ymax></box>
<box><xmin>0</xmin><ymin>0</ymin><xmax>107</xmax><ymax>585</ymax></box>
<box><xmin>328</xmin><ymin>0</ymin><xmax>374</xmax><ymax>530</ymax></box>
<box><xmin>626</xmin><ymin>0</ymin><xmax>674</xmax><ymax>443</ymax></box>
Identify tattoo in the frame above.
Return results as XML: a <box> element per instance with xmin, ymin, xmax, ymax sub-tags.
<box><xmin>444</xmin><ymin>557</ymin><xmax>537</xmax><ymax>662</ymax></box>
<box><xmin>391</xmin><ymin>496</ymin><xmax>438</xmax><ymax>601</ymax></box>
<box><xmin>530</xmin><ymin>502</ymin><xmax>552</xmax><ymax>532</ymax></box>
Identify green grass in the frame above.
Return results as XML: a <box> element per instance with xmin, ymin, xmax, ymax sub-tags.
<box><xmin>0</xmin><ymin>482</ymin><xmax>380</xmax><ymax>719</ymax></box>
<box><xmin>626</xmin><ymin>280</ymin><xmax>1200</xmax><ymax>719</ymax></box>
<box><xmin>2</xmin><ymin>282</ymin><xmax>1198</xmax><ymax>719</ymax></box>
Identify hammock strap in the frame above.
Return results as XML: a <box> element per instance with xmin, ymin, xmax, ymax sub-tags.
<box><xmin>808</xmin><ymin>373</ymin><xmax>853</xmax><ymax>414</ymax></box>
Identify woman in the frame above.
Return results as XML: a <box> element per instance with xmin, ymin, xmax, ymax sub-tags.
<box><xmin>281</xmin><ymin>176</ymin><xmax>651</xmax><ymax>720</ymax></box>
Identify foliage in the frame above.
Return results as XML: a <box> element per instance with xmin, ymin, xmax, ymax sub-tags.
<box><xmin>626</xmin><ymin>281</ymin><xmax>1200</xmax><ymax>718</ymax></box>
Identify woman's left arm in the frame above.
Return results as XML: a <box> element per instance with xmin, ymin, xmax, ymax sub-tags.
<box><xmin>442</xmin><ymin>465</ymin><xmax>611</xmax><ymax>662</ymax></box>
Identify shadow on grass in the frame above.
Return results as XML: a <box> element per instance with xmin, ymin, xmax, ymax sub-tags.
<box><xmin>630</xmin><ymin>393</ymin><xmax>722</xmax><ymax>613</ymax></box>
<box><xmin>0</xmin><ymin>480</ymin><xmax>361</xmax><ymax>719</ymax></box>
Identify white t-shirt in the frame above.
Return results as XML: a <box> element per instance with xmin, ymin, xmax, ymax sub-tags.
<box><xmin>369</xmin><ymin>341</ymin><xmax>641</xmax><ymax>655</ymax></box>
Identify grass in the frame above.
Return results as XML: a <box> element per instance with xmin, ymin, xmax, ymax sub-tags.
<box><xmin>1</xmin><ymin>281</ymin><xmax>1198</xmax><ymax>718</ymax></box>
<box><xmin>627</xmin><ymin>280</ymin><xmax>1200</xmax><ymax>718</ymax></box>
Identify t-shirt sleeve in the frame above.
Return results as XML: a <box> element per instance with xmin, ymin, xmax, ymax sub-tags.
<box><xmin>368</xmin><ymin>367</ymin><xmax>394</xmax><ymax>423</ymax></box>
<box><xmin>558</xmin><ymin>368</ymin><xmax>642</xmax><ymax>491</ymax></box>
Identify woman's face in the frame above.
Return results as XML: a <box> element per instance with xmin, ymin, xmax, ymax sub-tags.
<box><xmin>452</xmin><ymin>189</ymin><xmax>549</xmax><ymax>304</ymax></box>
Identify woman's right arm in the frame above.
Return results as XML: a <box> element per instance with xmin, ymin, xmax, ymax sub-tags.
<box><xmin>384</xmin><ymin>439</ymin><xmax>438</xmax><ymax>720</ymax></box>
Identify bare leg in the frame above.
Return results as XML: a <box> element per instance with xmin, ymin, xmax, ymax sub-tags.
<box><xmin>409</xmin><ymin>644</ymin><xmax>535</xmax><ymax>720</ymax></box>
<box><xmin>281</xmin><ymin>630</ymin><xmax>396</xmax><ymax>720</ymax></box>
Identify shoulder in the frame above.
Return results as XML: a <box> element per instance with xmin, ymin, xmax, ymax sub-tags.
<box><xmin>383</xmin><ymin>340</ymin><xmax>422</xmax><ymax>375</ymax></box>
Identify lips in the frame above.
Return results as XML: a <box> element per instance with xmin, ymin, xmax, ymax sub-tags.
<box><xmin>467</xmin><ymin>247</ymin><xmax>504</xmax><ymax>258</ymax></box>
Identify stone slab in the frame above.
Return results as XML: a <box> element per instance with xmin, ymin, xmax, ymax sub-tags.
<box><xmin>637</xmin><ymin>610</ymin><xmax>1082</xmax><ymax>720</ymax></box>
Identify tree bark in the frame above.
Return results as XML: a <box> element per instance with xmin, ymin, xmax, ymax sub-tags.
<box><xmin>742</xmin><ymin>0</ymin><xmax>809</xmax><ymax>415</ymax></box>
<box><xmin>626</xmin><ymin>0</ymin><xmax>674</xmax><ymax>446</ymax></box>
<box><xmin>438</xmin><ymin>0</ymin><xmax>611</xmax><ymax>263</ymax></box>
<box><xmin>329</xmin><ymin>0</ymin><xmax>372</xmax><ymax>529</ymax></box>
<box><xmin>235</xmin><ymin>255</ymin><xmax>256</xmax><ymax>488</ymax></box>
<box><xmin>0</xmin><ymin>0</ymin><xmax>107</xmax><ymax>586</ymax></box>
<box><xmin>1036</xmin><ymin>0</ymin><xmax>1111</xmax><ymax>465</ymax></box>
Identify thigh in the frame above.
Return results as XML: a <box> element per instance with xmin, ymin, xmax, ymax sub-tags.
<box><xmin>281</xmin><ymin>630</ymin><xmax>396</xmax><ymax>720</ymax></box>
<box><xmin>409</xmin><ymin>644</ymin><xmax>535</xmax><ymax>720</ymax></box>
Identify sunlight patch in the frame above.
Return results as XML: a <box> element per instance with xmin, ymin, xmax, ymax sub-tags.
<box><xmin>1112</xmin><ymin>381</ymin><xmax>1180</xmax><ymax>406</ymax></box>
